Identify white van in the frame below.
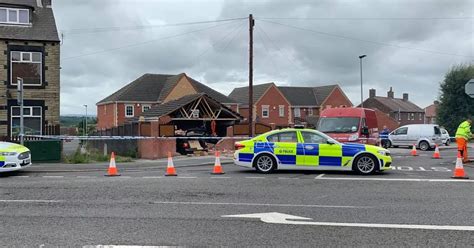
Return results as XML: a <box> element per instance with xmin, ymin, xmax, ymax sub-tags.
<box><xmin>388</xmin><ymin>124</ymin><xmax>442</xmax><ymax>151</ymax></box>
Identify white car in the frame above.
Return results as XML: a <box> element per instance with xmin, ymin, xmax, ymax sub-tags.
<box><xmin>0</xmin><ymin>142</ymin><xmax>31</xmax><ymax>172</ymax></box>
<box><xmin>441</xmin><ymin>128</ymin><xmax>451</xmax><ymax>146</ymax></box>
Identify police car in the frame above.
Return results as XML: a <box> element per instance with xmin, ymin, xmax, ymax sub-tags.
<box><xmin>0</xmin><ymin>141</ymin><xmax>32</xmax><ymax>172</ymax></box>
<box><xmin>234</xmin><ymin>128</ymin><xmax>391</xmax><ymax>174</ymax></box>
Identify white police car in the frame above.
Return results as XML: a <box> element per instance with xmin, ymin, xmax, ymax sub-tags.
<box><xmin>0</xmin><ymin>141</ymin><xmax>31</xmax><ymax>172</ymax></box>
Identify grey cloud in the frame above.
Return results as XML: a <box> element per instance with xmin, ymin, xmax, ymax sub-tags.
<box><xmin>54</xmin><ymin>0</ymin><xmax>473</xmax><ymax>114</ymax></box>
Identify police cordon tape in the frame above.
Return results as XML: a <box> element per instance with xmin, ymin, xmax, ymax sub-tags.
<box><xmin>23</xmin><ymin>135</ymin><xmax>251</xmax><ymax>141</ymax></box>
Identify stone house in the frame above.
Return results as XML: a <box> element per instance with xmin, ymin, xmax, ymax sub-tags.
<box><xmin>0</xmin><ymin>0</ymin><xmax>60</xmax><ymax>138</ymax></box>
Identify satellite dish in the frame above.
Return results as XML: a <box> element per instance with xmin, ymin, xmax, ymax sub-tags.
<box><xmin>465</xmin><ymin>79</ymin><xmax>474</xmax><ymax>98</ymax></box>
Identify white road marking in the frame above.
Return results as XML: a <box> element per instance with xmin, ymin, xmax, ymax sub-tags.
<box><xmin>0</xmin><ymin>199</ymin><xmax>64</xmax><ymax>203</ymax></box>
<box><xmin>315</xmin><ymin>174</ymin><xmax>325</xmax><ymax>179</ymax></box>
<box><xmin>278</xmin><ymin>177</ymin><xmax>299</xmax><ymax>180</ymax></box>
<box><xmin>42</xmin><ymin>176</ymin><xmax>64</xmax><ymax>178</ymax></box>
<box><xmin>222</xmin><ymin>212</ymin><xmax>474</xmax><ymax>231</ymax></box>
<box><xmin>177</xmin><ymin>176</ymin><xmax>197</xmax><ymax>179</ymax></box>
<box><xmin>315</xmin><ymin>177</ymin><xmax>473</xmax><ymax>183</ymax></box>
<box><xmin>153</xmin><ymin>201</ymin><xmax>370</xmax><ymax>209</ymax></box>
<box><xmin>77</xmin><ymin>176</ymin><xmax>96</xmax><ymax>178</ymax></box>
<box><xmin>245</xmin><ymin>176</ymin><xmax>265</xmax><ymax>179</ymax></box>
<box><xmin>142</xmin><ymin>176</ymin><xmax>163</xmax><ymax>179</ymax></box>
<box><xmin>211</xmin><ymin>176</ymin><xmax>231</xmax><ymax>179</ymax></box>
<box><xmin>10</xmin><ymin>175</ymin><xmax>29</xmax><ymax>178</ymax></box>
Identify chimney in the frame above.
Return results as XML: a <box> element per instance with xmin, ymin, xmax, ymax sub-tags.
<box><xmin>369</xmin><ymin>89</ymin><xmax>376</xmax><ymax>98</ymax></box>
<box><xmin>402</xmin><ymin>93</ymin><xmax>408</xmax><ymax>101</ymax></box>
<box><xmin>387</xmin><ymin>87</ymin><xmax>394</xmax><ymax>99</ymax></box>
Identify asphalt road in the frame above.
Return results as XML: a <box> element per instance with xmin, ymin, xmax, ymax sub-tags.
<box><xmin>1</xmin><ymin>148</ymin><xmax>473</xmax><ymax>247</ymax></box>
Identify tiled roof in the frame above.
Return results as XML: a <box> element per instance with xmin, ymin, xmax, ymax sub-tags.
<box><xmin>228</xmin><ymin>83</ymin><xmax>275</xmax><ymax>104</ymax></box>
<box><xmin>372</xmin><ymin>97</ymin><xmax>424</xmax><ymax>113</ymax></box>
<box><xmin>0</xmin><ymin>0</ymin><xmax>60</xmax><ymax>42</ymax></box>
<box><xmin>141</xmin><ymin>93</ymin><xmax>241</xmax><ymax>119</ymax></box>
<box><xmin>278</xmin><ymin>87</ymin><xmax>317</xmax><ymax>106</ymax></box>
<box><xmin>424</xmin><ymin>103</ymin><xmax>438</xmax><ymax>117</ymax></box>
<box><xmin>141</xmin><ymin>93</ymin><xmax>204</xmax><ymax>118</ymax></box>
<box><xmin>97</xmin><ymin>73</ymin><xmax>236</xmax><ymax>104</ymax></box>
<box><xmin>278</xmin><ymin>85</ymin><xmax>338</xmax><ymax>106</ymax></box>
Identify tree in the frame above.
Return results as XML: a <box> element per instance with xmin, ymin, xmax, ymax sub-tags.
<box><xmin>437</xmin><ymin>64</ymin><xmax>474</xmax><ymax>134</ymax></box>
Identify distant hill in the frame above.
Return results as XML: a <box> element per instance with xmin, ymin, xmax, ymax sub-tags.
<box><xmin>61</xmin><ymin>116</ymin><xmax>96</xmax><ymax>128</ymax></box>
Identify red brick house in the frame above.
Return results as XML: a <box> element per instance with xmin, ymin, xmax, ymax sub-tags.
<box><xmin>228</xmin><ymin>83</ymin><xmax>291</xmax><ymax>128</ymax></box>
<box><xmin>362</xmin><ymin>88</ymin><xmax>424</xmax><ymax>126</ymax></box>
<box><xmin>424</xmin><ymin>101</ymin><xmax>439</xmax><ymax>124</ymax></box>
<box><xmin>228</xmin><ymin>83</ymin><xmax>353</xmax><ymax>128</ymax></box>
<box><xmin>97</xmin><ymin>73</ymin><xmax>238</xmax><ymax>130</ymax></box>
<box><xmin>278</xmin><ymin>85</ymin><xmax>353</xmax><ymax>126</ymax></box>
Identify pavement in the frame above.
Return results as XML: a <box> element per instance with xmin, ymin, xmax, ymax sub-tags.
<box><xmin>1</xmin><ymin>148</ymin><xmax>473</xmax><ymax>247</ymax></box>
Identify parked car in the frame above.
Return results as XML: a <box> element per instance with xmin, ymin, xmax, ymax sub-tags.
<box><xmin>441</xmin><ymin>128</ymin><xmax>452</xmax><ymax>146</ymax></box>
<box><xmin>0</xmin><ymin>141</ymin><xmax>32</xmax><ymax>173</ymax></box>
<box><xmin>176</xmin><ymin>128</ymin><xmax>220</xmax><ymax>155</ymax></box>
<box><xmin>387</xmin><ymin>124</ymin><xmax>442</xmax><ymax>151</ymax></box>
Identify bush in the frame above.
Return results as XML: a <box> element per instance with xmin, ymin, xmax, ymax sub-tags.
<box><xmin>63</xmin><ymin>148</ymin><xmax>134</xmax><ymax>164</ymax></box>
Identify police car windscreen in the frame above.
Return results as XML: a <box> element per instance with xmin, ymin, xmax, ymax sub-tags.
<box><xmin>318</xmin><ymin>117</ymin><xmax>360</xmax><ymax>133</ymax></box>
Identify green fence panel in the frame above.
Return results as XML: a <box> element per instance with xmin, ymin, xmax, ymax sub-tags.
<box><xmin>24</xmin><ymin>140</ymin><xmax>62</xmax><ymax>162</ymax></box>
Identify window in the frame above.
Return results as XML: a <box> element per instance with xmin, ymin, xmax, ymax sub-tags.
<box><xmin>267</xmin><ymin>131</ymin><xmax>298</xmax><ymax>143</ymax></box>
<box><xmin>279</xmin><ymin>105</ymin><xmax>285</xmax><ymax>117</ymax></box>
<box><xmin>11</xmin><ymin>51</ymin><xmax>42</xmax><ymax>85</ymax></box>
<box><xmin>409</xmin><ymin>113</ymin><xmax>415</xmax><ymax>120</ymax></box>
<box><xmin>301</xmin><ymin>131</ymin><xmax>326</xmax><ymax>144</ymax></box>
<box><xmin>262</xmin><ymin>105</ymin><xmax>269</xmax><ymax>118</ymax></box>
<box><xmin>11</xmin><ymin>106</ymin><xmax>42</xmax><ymax>136</ymax></box>
<box><xmin>419</xmin><ymin>113</ymin><xmax>422</xmax><ymax>121</ymax></box>
<box><xmin>0</xmin><ymin>8</ymin><xmax>29</xmax><ymax>24</ymax></box>
<box><xmin>308</xmin><ymin>108</ymin><xmax>313</xmax><ymax>116</ymax></box>
<box><xmin>294</xmin><ymin>107</ymin><xmax>301</xmax><ymax>118</ymax></box>
<box><xmin>393</xmin><ymin>127</ymin><xmax>408</xmax><ymax>135</ymax></box>
<box><xmin>125</xmin><ymin>105</ymin><xmax>134</xmax><ymax>117</ymax></box>
<box><xmin>142</xmin><ymin>105</ymin><xmax>151</xmax><ymax>112</ymax></box>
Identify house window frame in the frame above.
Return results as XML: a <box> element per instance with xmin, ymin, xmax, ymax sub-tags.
<box><xmin>125</xmin><ymin>104</ymin><xmax>134</xmax><ymax>117</ymax></box>
<box><xmin>419</xmin><ymin>113</ymin><xmax>422</xmax><ymax>121</ymax></box>
<box><xmin>10</xmin><ymin>106</ymin><xmax>42</xmax><ymax>136</ymax></box>
<box><xmin>279</xmin><ymin>105</ymin><xmax>285</xmax><ymax>117</ymax></box>
<box><xmin>142</xmin><ymin>104</ymin><xmax>151</xmax><ymax>112</ymax></box>
<box><xmin>0</xmin><ymin>7</ymin><xmax>30</xmax><ymax>25</ymax></box>
<box><xmin>308</xmin><ymin>108</ymin><xmax>313</xmax><ymax>116</ymax></box>
<box><xmin>262</xmin><ymin>105</ymin><xmax>269</xmax><ymax>118</ymax></box>
<box><xmin>294</xmin><ymin>107</ymin><xmax>301</xmax><ymax>118</ymax></box>
<box><xmin>10</xmin><ymin>51</ymin><xmax>43</xmax><ymax>86</ymax></box>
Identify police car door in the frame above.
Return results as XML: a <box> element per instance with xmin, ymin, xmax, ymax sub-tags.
<box><xmin>301</xmin><ymin>131</ymin><xmax>343</xmax><ymax>167</ymax></box>
<box><xmin>269</xmin><ymin>131</ymin><xmax>299</xmax><ymax>166</ymax></box>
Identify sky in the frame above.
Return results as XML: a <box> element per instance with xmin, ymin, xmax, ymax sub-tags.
<box><xmin>53</xmin><ymin>0</ymin><xmax>474</xmax><ymax>115</ymax></box>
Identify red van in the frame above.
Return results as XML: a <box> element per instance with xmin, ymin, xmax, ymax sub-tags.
<box><xmin>317</xmin><ymin>108</ymin><xmax>379</xmax><ymax>145</ymax></box>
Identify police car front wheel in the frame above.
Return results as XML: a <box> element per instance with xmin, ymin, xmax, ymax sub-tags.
<box><xmin>254</xmin><ymin>154</ymin><xmax>276</xmax><ymax>173</ymax></box>
<box><xmin>354</xmin><ymin>154</ymin><xmax>378</xmax><ymax>175</ymax></box>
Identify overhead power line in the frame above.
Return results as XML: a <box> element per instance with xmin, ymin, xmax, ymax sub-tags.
<box><xmin>62</xmin><ymin>17</ymin><xmax>247</xmax><ymax>35</ymax></box>
<box><xmin>260</xmin><ymin>20</ymin><xmax>474</xmax><ymax>58</ymax></box>
<box><xmin>259</xmin><ymin>17</ymin><xmax>474</xmax><ymax>21</ymax></box>
<box><xmin>62</xmin><ymin>20</ymin><xmax>240</xmax><ymax>61</ymax></box>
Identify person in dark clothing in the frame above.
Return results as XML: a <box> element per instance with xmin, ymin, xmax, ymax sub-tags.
<box><xmin>380</xmin><ymin>125</ymin><xmax>390</xmax><ymax>148</ymax></box>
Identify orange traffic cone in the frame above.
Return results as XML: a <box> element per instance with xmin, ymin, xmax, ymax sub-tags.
<box><xmin>165</xmin><ymin>152</ymin><xmax>177</xmax><ymax>176</ymax></box>
<box><xmin>432</xmin><ymin>145</ymin><xmax>441</xmax><ymax>159</ymax></box>
<box><xmin>105</xmin><ymin>152</ymin><xmax>120</xmax><ymax>176</ymax></box>
<box><xmin>211</xmin><ymin>151</ymin><xmax>225</xmax><ymax>175</ymax></box>
<box><xmin>452</xmin><ymin>152</ymin><xmax>469</xmax><ymax>179</ymax></box>
<box><xmin>410</xmin><ymin>144</ymin><xmax>418</xmax><ymax>156</ymax></box>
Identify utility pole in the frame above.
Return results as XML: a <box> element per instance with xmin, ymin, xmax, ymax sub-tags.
<box><xmin>358</xmin><ymin>55</ymin><xmax>367</xmax><ymax>108</ymax></box>
<box><xmin>84</xmin><ymin>104</ymin><xmax>88</xmax><ymax>136</ymax></box>
<box><xmin>248</xmin><ymin>14</ymin><xmax>255</xmax><ymax>137</ymax></box>
<box><xmin>17</xmin><ymin>77</ymin><xmax>24</xmax><ymax>145</ymax></box>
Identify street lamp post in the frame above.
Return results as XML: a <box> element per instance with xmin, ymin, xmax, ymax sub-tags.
<box><xmin>84</xmin><ymin>104</ymin><xmax>88</xmax><ymax>136</ymax></box>
<box><xmin>17</xmin><ymin>77</ymin><xmax>24</xmax><ymax>145</ymax></box>
<box><xmin>359</xmin><ymin>55</ymin><xmax>367</xmax><ymax>108</ymax></box>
